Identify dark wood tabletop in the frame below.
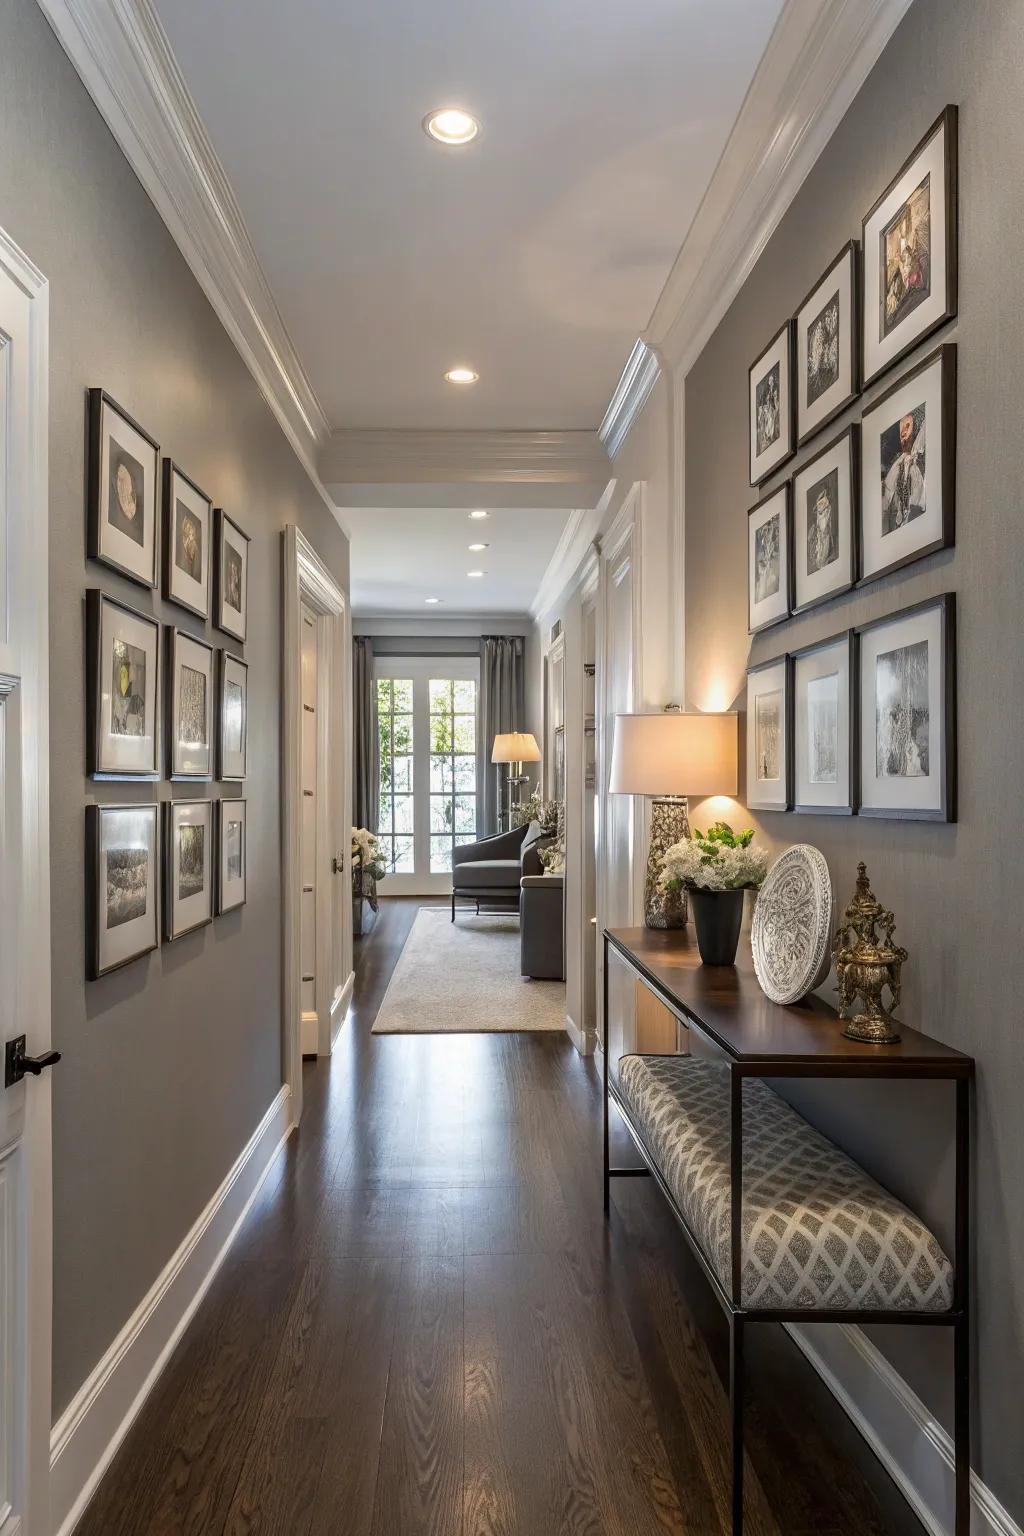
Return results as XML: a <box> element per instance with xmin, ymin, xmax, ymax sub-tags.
<box><xmin>605</xmin><ymin>927</ymin><xmax>973</xmax><ymax>1077</ymax></box>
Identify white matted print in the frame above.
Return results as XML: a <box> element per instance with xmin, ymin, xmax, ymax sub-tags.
<box><xmin>858</xmin><ymin>594</ymin><xmax>955</xmax><ymax>820</ymax></box>
<box><xmin>746</xmin><ymin>656</ymin><xmax>790</xmax><ymax>812</ymax></box>
<box><xmin>87</xmin><ymin>589</ymin><xmax>161</xmax><ymax>778</ymax></box>
<box><xmin>169</xmin><ymin>628</ymin><xmax>214</xmax><ymax>779</ymax></box>
<box><xmin>792</xmin><ymin>425</ymin><xmax>858</xmax><ymax>613</ymax></box>
<box><xmin>218</xmin><ymin>651</ymin><xmax>248</xmax><ymax>781</ymax></box>
<box><xmin>796</xmin><ymin>242</ymin><xmax>859</xmax><ymax>445</ymax></box>
<box><xmin>164</xmin><ymin>799</ymin><xmax>214</xmax><ymax>938</ymax></box>
<box><xmin>88</xmin><ymin>390</ymin><xmax>160</xmax><ymax>588</ymax></box>
<box><xmin>163</xmin><ymin>460</ymin><xmax>212</xmax><ymax>619</ymax></box>
<box><xmin>793</xmin><ymin>632</ymin><xmax>854</xmax><ymax>814</ymax></box>
<box><xmin>747</xmin><ymin>484</ymin><xmax>790</xmax><ymax>634</ymax></box>
<box><xmin>216</xmin><ymin>509</ymin><xmax>249</xmax><ymax>642</ymax></box>
<box><xmin>748</xmin><ymin>321</ymin><xmax>794</xmax><ymax>485</ymax></box>
<box><xmin>87</xmin><ymin>803</ymin><xmax>159</xmax><ymax>978</ymax></box>
<box><xmin>217</xmin><ymin>798</ymin><xmax>247</xmax><ymax>913</ymax></box>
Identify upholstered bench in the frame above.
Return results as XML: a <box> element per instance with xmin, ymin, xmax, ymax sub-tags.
<box><xmin>617</xmin><ymin>1054</ymin><xmax>953</xmax><ymax>1313</ymax></box>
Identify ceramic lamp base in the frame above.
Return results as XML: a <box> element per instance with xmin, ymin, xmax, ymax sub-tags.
<box><xmin>644</xmin><ymin>797</ymin><xmax>690</xmax><ymax>929</ymax></box>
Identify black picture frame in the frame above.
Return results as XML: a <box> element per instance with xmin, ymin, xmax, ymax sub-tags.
<box><xmin>215</xmin><ymin>508</ymin><xmax>250</xmax><ymax>643</ymax></box>
<box><xmin>167</xmin><ymin>626</ymin><xmax>215</xmax><ymax>781</ymax></box>
<box><xmin>744</xmin><ymin>653</ymin><xmax>793</xmax><ymax>812</ymax></box>
<box><xmin>216</xmin><ymin>797</ymin><xmax>247</xmax><ymax>915</ymax></box>
<box><xmin>748</xmin><ymin>319</ymin><xmax>795</xmax><ymax>486</ymax></box>
<box><xmin>217</xmin><ymin>650</ymin><xmax>249</xmax><ymax>782</ymax></box>
<box><xmin>791</xmin><ymin>628</ymin><xmax>858</xmax><ymax>816</ymax></box>
<box><xmin>791</xmin><ymin>423</ymin><xmax>860</xmax><ymax>616</ymax></box>
<box><xmin>86</xmin><ymin>588</ymin><xmax>161</xmax><ymax>780</ymax></box>
<box><xmin>86</xmin><ymin>388</ymin><xmax>160</xmax><ymax>589</ymax></box>
<box><xmin>163</xmin><ymin>799</ymin><xmax>215</xmax><ymax>940</ymax></box>
<box><xmin>747</xmin><ymin>481</ymin><xmax>792</xmax><ymax>635</ymax></box>
<box><xmin>85</xmin><ymin>802</ymin><xmax>160</xmax><ymax>979</ymax></box>
<box><xmin>795</xmin><ymin>240</ymin><xmax>861</xmax><ymax>448</ymax></box>
<box><xmin>162</xmin><ymin>459</ymin><xmax>213</xmax><ymax>620</ymax></box>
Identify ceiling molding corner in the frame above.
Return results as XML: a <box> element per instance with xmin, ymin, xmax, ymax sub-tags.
<box><xmin>598</xmin><ymin>340</ymin><xmax>662</xmax><ymax>459</ymax></box>
<box><xmin>530</xmin><ymin>478</ymin><xmax>617</xmax><ymax>621</ymax></box>
<box><xmin>321</xmin><ymin>429</ymin><xmax>610</xmax><ymax>490</ymax></box>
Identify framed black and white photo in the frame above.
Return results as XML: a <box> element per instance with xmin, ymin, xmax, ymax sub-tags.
<box><xmin>862</xmin><ymin>105</ymin><xmax>957</xmax><ymax>388</ymax></box>
<box><xmin>792</xmin><ymin>630</ymin><xmax>856</xmax><ymax>815</ymax></box>
<box><xmin>795</xmin><ymin>241</ymin><xmax>860</xmax><ymax>445</ymax></box>
<box><xmin>215</xmin><ymin>509</ymin><xmax>249</xmax><ymax>642</ymax></box>
<box><xmin>86</xmin><ymin>589</ymin><xmax>161</xmax><ymax>779</ymax></box>
<box><xmin>792</xmin><ymin>424</ymin><xmax>859</xmax><ymax>614</ymax></box>
<box><xmin>747</xmin><ymin>483</ymin><xmax>790</xmax><ymax>634</ymax></box>
<box><xmin>163</xmin><ymin>799</ymin><xmax>214</xmax><ymax>939</ymax></box>
<box><xmin>860</xmin><ymin>343</ymin><xmax>955</xmax><ymax>586</ymax></box>
<box><xmin>218</xmin><ymin>651</ymin><xmax>248</xmax><ymax>781</ymax></box>
<box><xmin>167</xmin><ymin>627</ymin><xmax>215</xmax><ymax>780</ymax></box>
<box><xmin>86</xmin><ymin>803</ymin><xmax>159</xmax><ymax>978</ymax></box>
<box><xmin>216</xmin><ymin>798</ymin><xmax>247</xmax><ymax>914</ymax></box>
<box><xmin>857</xmin><ymin>593</ymin><xmax>956</xmax><ymax>821</ymax></box>
<box><xmin>748</xmin><ymin>321</ymin><xmax>794</xmax><ymax>485</ymax></box>
<box><xmin>163</xmin><ymin>460</ymin><xmax>212</xmax><ymax>619</ymax></box>
<box><xmin>745</xmin><ymin>656</ymin><xmax>791</xmax><ymax>812</ymax></box>
<box><xmin>87</xmin><ymin>390</ymin><xmax>160</xmax><ymax>588</ymax></box>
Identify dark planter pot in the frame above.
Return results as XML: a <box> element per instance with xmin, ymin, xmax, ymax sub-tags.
<box><xmin>688</xmin><ymin>887</ymin><xmax>745</xmax><ymax>966</ymax></box>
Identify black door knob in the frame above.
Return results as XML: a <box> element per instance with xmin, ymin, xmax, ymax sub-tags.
<box><xmin>4</xmin><ymin>1034</ymin><xmax>62</xmax><ymax>1089</ymax></box>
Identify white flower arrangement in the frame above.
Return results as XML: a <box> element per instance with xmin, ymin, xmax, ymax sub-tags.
<box><xmin>659</xmin><ymin>822</ymin><xmax>769</xmax><ymax>893</ymax></box>
<box><xmin>351</xmin><ymin>826</ymin><xmax>387</xmax><ymax>881</ymax></box>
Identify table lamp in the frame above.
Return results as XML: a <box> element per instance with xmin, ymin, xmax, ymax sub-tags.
<box><xmin>609</xmin><ymin>708</ymin><xmax>737</xmax><ymax>928</ymax></box>
<box><xmin>491</xmin><ymin>731</ymin><xmax>541</xmax><ymax>829</ymax></box>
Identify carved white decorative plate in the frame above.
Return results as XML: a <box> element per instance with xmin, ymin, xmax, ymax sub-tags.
<box><xmin>751</xmin><ymin>844</ymin><xmax>833</xmax><ymax>1004</ymax></box>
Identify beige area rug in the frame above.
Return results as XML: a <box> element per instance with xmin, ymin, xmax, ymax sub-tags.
<box><xmin>371</xmin><ymin>908</ymin><xmax>566</xmax><ymax>1034</ymax></box>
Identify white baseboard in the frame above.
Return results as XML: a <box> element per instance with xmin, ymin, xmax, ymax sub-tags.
<box><xmin>565</xmin><ymin>1012</ymin><xmax>596</xmax><ymax>1057</ymax></box>
<box><xmin>787</xmin><ymin>1323</ymin><xmax>1021</xmax><ymax>1536</ymax></box>
<box><xmin>331</xmin><ymin>970</ymin><xmax>355</xmax><ymax>1051</ymax></box>
<box><xmin>49</xmin><ymin>1086</ymin><xmax>294</xmax><ymax>1536</ymax></box>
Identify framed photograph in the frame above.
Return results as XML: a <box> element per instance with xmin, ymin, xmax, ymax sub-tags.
<box><xmin>163</xmin><ymin>460</ymin><xmax>212</xmax><ymax>619</ymax></box>
<box><xmin>792</xmin><ymin>630</ymin><xmax>856</xmax><ymax>815</ymax></box>
<box><xmin>168</xmin><ymin>628</ymin><xmax>215</xmax><ymax>780</ymax></box>
<box><xmin>218</xmin><ymin>651</ymin><xmax>248</xmax><ymax>781</ymax></box>
<box><xmin>87</xmin><ymin>390</ymin><xmax>159</xmax><ymax>588</ymax></box>
<box><xmin>857</xmin><ymin>593</ymin><xmax>956</xmax><ymax>821</ymax></box>
<box><xmin>86</xmin><ymin>589</ymin><xmax>161</xmax><ymax>779</ymax></box>
<box><xmin>163</xmin><ymin>799</ymin><xmax>214</xmax><ymax>939</ymax></box>
<box><xmin>216</xmin><ymin>798</ymin><xmax>247</xmax><ymax>914</ymax></box>
<box><xmin>860</xmin><ymin>343</ymin><xmax>955</xmax><ymax>586</ymax></box>
<box><xmin>215</xmin><ymin>509</ymin><xmax>250</xmax><ymax>642</ymax></box>
<box><xmin>795</xmin><ymin>241</ymin><xmax>860</xmax><ymax>445</ymax></box>
<box><xmin>792</xmin><ymin>425</ymin><xmax>859</xmax><ymax>614</ymax></box>
<box><xmin>748</xmin><ymin>321</ymin><xmax>794</xmax><ymax>485</ymax></box>
<box><xmin>747</xmin><ymin>483</ymin><xmax>791</xmax><ymax>634</ymax></box>
<box><xmin>86</xmin><ymin>803</ymin><xmax>159</xmax><ymax>978</ymax></box>
<box><xmin>862</xmin><ymin>106</ymin><xmax>957</xmax><ymax>387</ymax></box>
<box><xmin>745</xmin><ymin>656</ymin><xmax>791</xmax><ymax>812</ymax></box>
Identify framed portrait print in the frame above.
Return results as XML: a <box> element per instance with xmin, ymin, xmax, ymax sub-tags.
<box><xmin>857</xmin><ymin>593</ymin><xmax>956</xmax><ymax>821</ymax></box>
<box><xmin>86</xmin><ymin>589</ymin><xmax>161</xmax><ymax>779</ymax></box>
<box><xmin>747</xmin><ymin>483</ymin><xmax>791</xmax><ymax>635</ymax></box>
<box><xmin>163</xmin><ymin>799</ymin><xmax>214</xmax><ymax>939</ymax></box>
<box><xmin>862</xmin><ymin>105</ymin><xmax>957</xmax><ymax>387</ymax></box>
<box><xmin>795</xmin><ymin>241</ymin><xmax>860</xmax><ymax>446</ymax></box>
<box><xmin>218</xmin><ymin>651</ymin><xmax>248</xmax><ymax>781</ymax></box>
<box><xmin>215</xmin><ymin>509</ymin><xmax>250</xmax><ymax>642</ymax></box>
<box><xmin>748</xmin><ymin>321</ymin><xmax>794</xmax><ymax>485</ymax></box>
<box><xmin>860</xmin><ymin>343</ymin><xmax>955</xmax><ymax>586</ymax></box>
<box><xmin>745</xmin><ymin>656</ymin><xmax>791</xmax><ymax>812</ymax></box>
<box><xmin>792</xmin><ymin>424</ymin><xmax>859</xmax><ymax>614</ymax></box>
<box><xmin>792</xmin><ymin>631</ymin><xmax>856</xmax><ymax>815</ymax></box>
<box><xmin>86</xmin><ymin>803</ymin><xmax>159</xmax><ymax>978</ymax></box>
<box><xmin>168</xmin><ymin>628</ymin><xmax>215</xmax><ymax>780</ymax></box>
<box><xmin>87</xmin><ymin>389</ymin><xmax>159</xmax><ymax>588</ymax></box>
<box><xmin>216</xmin><ymin>798</ymin><xmax>247</xmax><ymax>914</ymax></box>
<box><xmin>163</xmin><ymin>460</ymin><xmax>212</xmax><ymax>619</ymax></box>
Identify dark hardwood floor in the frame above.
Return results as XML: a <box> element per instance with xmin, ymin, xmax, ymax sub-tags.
<box><xmin>77</xmin><ymin>898</ymin><xmax>925</xmax><ymax>1536</ymax></box>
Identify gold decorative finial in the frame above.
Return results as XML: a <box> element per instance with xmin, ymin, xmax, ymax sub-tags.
<box><xmin>832</xmin><ymin>864</ymin><xmax>908</xmax><ymax>1044</ymax></box>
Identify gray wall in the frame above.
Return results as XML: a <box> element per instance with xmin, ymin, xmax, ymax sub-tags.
<box><xmin>0</xmin><ymin>0</ymin><xmax>349</xmax><ymax>1416</ymax></box>
<box><xmin>685</xmin><ymin>0</ymin><xmax>1023</xmax><ymax>1514</ymax></box>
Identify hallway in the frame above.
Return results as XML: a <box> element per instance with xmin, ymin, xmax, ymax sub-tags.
<box><xmin>77</xmin><ymin>901</ymin><xmax>922</xmax><ymax>1536</ymax></box>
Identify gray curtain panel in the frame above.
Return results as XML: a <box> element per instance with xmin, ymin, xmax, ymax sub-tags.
<box><xmin>479</xmin><ymin>635</ymin><xmax>525</xmax><ymax>834</ymax></box>
<box><xmin>352</xmin><ymin>636</ymin><xmax>380</xmax><ymax>833</ymax></box>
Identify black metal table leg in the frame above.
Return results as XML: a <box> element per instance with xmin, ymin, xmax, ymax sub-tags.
<box><xmin>602</xmin><ymin>932</ymin><xmax>610</xmax><ymax>1215</ymax></box>
<box><xmin>953</xmin><ymin>1075</ymin><xmax>971</xmax><ymax>1536</ymax></box>
<box><xmin>730</xmin><ymin>1313</ymin><xmax>745</xmax><ymax>1536</ymax></box>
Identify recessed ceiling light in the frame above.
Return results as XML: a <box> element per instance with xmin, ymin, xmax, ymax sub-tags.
<box><xmin>469</xmin><ymin>509</ymin><xmax>489</xmax><ymax>520</ymax></box>
<box><xmin>468</xmin><ymin>542</ymin><xmax>489</xmax><ymax>552</ymax></box>
<box><xmin>467</xmin><ymin>569</ymin><xmax>485</xmax><ymax>579</ymax></box>
<box><xmin>444</xmin><ymin>366</ymin><xmax>478</xmax><ymax>385</ymax></box>
<box><xmin>424</xmin><ymin>596</ymin><xmax>441</xmax><ymax>604</ymax></box>
<box><xmin>423</xmin><ymin>108</ymin><xmax>480</xmax><ymax>146</ymax></box>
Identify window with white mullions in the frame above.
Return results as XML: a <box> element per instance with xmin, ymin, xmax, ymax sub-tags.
<box><xmin>429</xmin><ymin>677</ymin><xmax>478</xmax><ymax>871</ymax></box>
<box><xmin>376</xmin><ymin>676</ymin><xmax>415</xmax><ymax>872</ymax></box>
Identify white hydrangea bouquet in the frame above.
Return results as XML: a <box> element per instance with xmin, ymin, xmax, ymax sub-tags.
<box><xmin>351</xmin><ymin>826</ymin><xmax>387</xmax><ymax>882</ymax></box>
<box><xmin>660</xmin><ymin>821</ymin><xmax>768</xmax><ymax>893</ymax></box>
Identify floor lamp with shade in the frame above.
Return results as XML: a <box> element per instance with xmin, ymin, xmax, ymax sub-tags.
<box><xmin>609</xmin><ymin>709</ymin><xmax>738</xmax><ymax>928</ymax></box>
<box><xmin>491</xmin><ymin>732</ymin><xmax>541</xmax><ymax>830</ymax></box>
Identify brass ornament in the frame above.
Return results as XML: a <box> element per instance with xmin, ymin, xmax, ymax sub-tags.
<box><xmin>832</xmin><ymin>863</ymin><xmax>908</xmax><ymax>1044</ymax></box>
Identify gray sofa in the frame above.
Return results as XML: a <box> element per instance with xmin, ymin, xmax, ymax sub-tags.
<box><xmin>451</xmin><ymin>821</ymin><xmax>564</xmax><ymax>979</ymax></box>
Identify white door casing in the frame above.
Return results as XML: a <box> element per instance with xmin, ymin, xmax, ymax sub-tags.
<box><xmin>0</xmin><ymin>229</ymin><xmax>52</xmax><ymax>1536</ymax></box>
<box><xmin>578</xmin><ymin>558</ymin><xmax>600</xmax><ymax>1053</ymax></box>
<box><xmin>299</xmin><ymin>605</ymin><xmax>318</xmax><ymax>1057</ymax></box>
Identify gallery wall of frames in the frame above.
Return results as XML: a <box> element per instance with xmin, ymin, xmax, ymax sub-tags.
<box><xmin>85</xmin><ymin>386</ymin><xmax>251</xmax><ymax>980</ymax></box>
<box><xmin>744</xmin><ymin>105</ymin><xmax>958</xmax><ymax>824</ymax></box>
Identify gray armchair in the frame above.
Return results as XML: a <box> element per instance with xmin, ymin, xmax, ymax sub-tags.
<box><xmin>450</xmin><ymin>822</ymin><xmax>529</xmax><ymax>919</ymax></box>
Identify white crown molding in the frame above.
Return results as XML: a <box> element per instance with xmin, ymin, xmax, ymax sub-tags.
<box><xmin>530</xmin><ymin>478</ymin><xmax>617</xmax><ymax>621</ymax></box>
<box><xmin>354</xmin><ymin>613</ymin><xmax>532</xmax><ymax>632</ymax></box>
<box><xmin>598</xmin><ymin>340</ymin><xmax>662</xmax><ymax>459</ymax></box>
<box><xmin>321</xmin><ymin>428</ymin><xmax>610</xmax><ymax>488</ymax></box>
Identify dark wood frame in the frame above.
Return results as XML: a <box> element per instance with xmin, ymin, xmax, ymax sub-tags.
<box><xmin>167</xmin><ymin>626</ymin><xmax>215</xmax><ymax>782</ymax></box>
<box><xmin>858</xmin><ymin>342</ymin><xmax>956</xmax><ymax>587</ymax></box>
<box><xmin>791</xmin><ymin>423</ymin><xmax>860</xmax><ymax>615</ymax></box>
<box><xmin>744</xmin><ymin>653</ymin><xmax>792</xmax><ymax>811</ymax></box>
<box><xmin>795</xmin><ymin>239</ymin><xmax>861</xmax><ymax>447</ymax></box>
<box><xmin>162</xmin><ymin>459</ymin><xmax>213</xmax><ymax>619</ymax></box>
<box><xmin>791</xmin><ymin>628</ymin><xmax>857</xmax><ymax>815</ymax></box>
<box><xmin>602</xmin><ymin>925</ymin><xmax>974</xmax><ymax>1536</ymax></box>
<box><xmin>861</xmin><ymin>104</ymin><xmax>958</xmax><ymax>389</ymax></box>
<box><xmin>215</xmin><ymin>797</ymin><xmax>247</xmax><ymax>914</ymax></box>
<box><xmin>86</xmin><ymin>588</ymin><xmax>161</xmax><ymax>780</ymax></box>
<box><xmin>85</xmin><ymin>802</ymin><xmax>160</xmax><ymax>979</ymax></box>
<box><xmin>217</xmin><ymin>650</ymin><xmax>249</xmax><ymax>782</ymax></box>
<box><xmin>163</xmin><ymin>799</ymin><xmax>215</xmax><ymax>940</ymax></box>
<box><xmin>87</xmin><ymin>388</ymin><xmax>160</xmax><ymax>590</ymax></box>
<box><xmin>746</xmin><ymin>481</ymin><xmax>792</xmax><ymax>635</ymax></box>
<box><xmin>748</xmin><ymin>319</ymin><xmax>795</xmax><ymax>486</ymax></box>
<box><xmin>215</xmin><ymin>507</ymin><xmax>250</xmax><ymax>643</ymax></box>
<box><xmin>856</xmin><ymin>591</ymin><xmax>956</xmax><ymax>822</ymax></box>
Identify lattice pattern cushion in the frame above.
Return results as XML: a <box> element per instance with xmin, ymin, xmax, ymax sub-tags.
<box><xmin>617</xmin><ymin>1055</ymin><xmax>953</xmax><ymax>1312</ymax></box>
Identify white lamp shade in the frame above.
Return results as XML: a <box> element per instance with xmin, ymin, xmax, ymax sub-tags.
<box><xmin>608</xmin><ymin>711</ymin><xmax>737</xmax><ymax>797</ymax></box>
<box><xmin>491</xmin><ymin>731</ymin><xmax>541</xmax><ymax>764</ymax></box>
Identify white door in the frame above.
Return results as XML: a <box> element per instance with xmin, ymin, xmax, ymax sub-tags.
<box><xmin>0</xmin><ymin>234</ymin><xmax>53</xmax><ymax>1535</ymax></box>
<box><xmin>299</xmin><ymin>604</ymin><xmax>318</xmax><ymax>1056</ymax></box>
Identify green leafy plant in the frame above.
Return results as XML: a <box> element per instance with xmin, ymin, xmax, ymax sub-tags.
<box><xmin>511</xmin><ymin>793</ymin><xmax>560</xmax><ymax>834</ymax></box>
<box><xmin>659</xmin><ymin>821</ymin><xmax>768</xmax><ymax>893</ymax></box>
